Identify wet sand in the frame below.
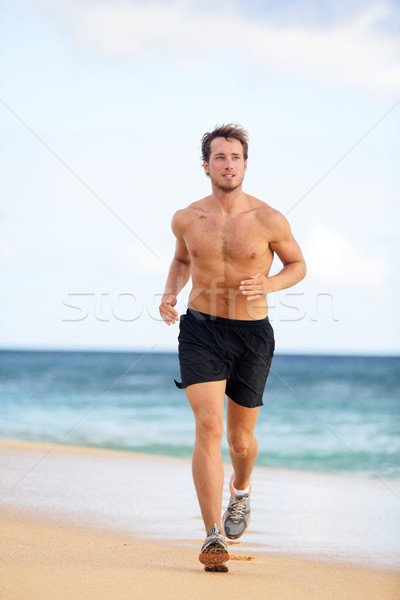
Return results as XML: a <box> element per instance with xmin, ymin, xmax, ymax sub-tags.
<box><xmin>1</xmin><ymin>439</ymin><xmax>399</xmax><ymax>599</ymax></box>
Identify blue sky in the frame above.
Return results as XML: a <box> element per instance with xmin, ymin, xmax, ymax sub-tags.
<box><xmin>1</xmin><ymin>0</ymin><xmax>399</xmax><ymax>354</ymax></box>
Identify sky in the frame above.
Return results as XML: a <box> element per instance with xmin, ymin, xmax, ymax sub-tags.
<box><xmin>0</xmin><ymin>0</ymin><xmax>399</xmax><ymax>354</ymax></box>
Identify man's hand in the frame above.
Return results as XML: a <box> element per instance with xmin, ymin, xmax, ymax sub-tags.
<box><xmin>239</xmin><ymin>273</ymin><xmax>272</xmax><ymax>301</ymax></box>
<box><xmin>159</xmin><ymin>294</ymin><xmax>179</xmax><ymax>325</ymax></box>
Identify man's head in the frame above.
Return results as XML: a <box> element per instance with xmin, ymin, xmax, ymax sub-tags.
<box><xmin>201</xmin><ymin>124</ymin><xmax>249</xmax><ymax>168</ymax></box>
<box><xmin>201</xmin><ymin>124</ymin><xmax>248</xmax><ymax>192</ymax></box>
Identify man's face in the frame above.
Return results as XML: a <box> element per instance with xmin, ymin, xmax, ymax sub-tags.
<box><xmin>204</xmin><ymin>137</ymin><xmax>247</xmax><ymax>192</ymax></box>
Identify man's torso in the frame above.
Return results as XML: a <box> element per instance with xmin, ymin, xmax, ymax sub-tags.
<box><xmin>178</xmin><ymin>194</ymin><xmax>278</xmax><ymax>320</ymax></box>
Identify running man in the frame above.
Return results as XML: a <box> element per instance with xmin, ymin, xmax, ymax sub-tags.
<box><xmin>159</xmin><ymin>124</ymin><xmax>306</xmax><ymax>572</ymax></box>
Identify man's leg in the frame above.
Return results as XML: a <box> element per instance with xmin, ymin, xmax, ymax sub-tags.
<box><xmin>226</xmin><ymin>397</ymin><xmax>259</xmax><ymax>490</ymax></box>
<box><xmin>185</xmin><ymin>380</ymin><xmax>226</xmax><ymax>533</ymax></box>
<box><xmin>222</xmin><ymin>398</ymin><xmax>259</xmax><ymax>540</ymax></box>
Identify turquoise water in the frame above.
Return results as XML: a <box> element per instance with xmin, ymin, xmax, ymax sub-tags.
<box><xmin>0</xmin><ymin>350</ymin><xmax>399</xmax><ymax>479</ymax></box>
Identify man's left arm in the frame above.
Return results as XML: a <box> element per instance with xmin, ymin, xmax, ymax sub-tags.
<box><xmin>240</xmin><ymin>214</ymin><xmax>306</xmax><ymax>301</ymax></box>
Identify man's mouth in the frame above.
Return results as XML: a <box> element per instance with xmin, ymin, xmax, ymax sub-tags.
<box><xmin>224</xmin><ymin>174</ymin><xmax>235</xmax><ymax>179</ymax></box>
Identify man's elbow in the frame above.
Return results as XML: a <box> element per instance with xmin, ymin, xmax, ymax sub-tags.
<box><xmin>288</xmin><ymin>258</ymin><xmax>306</xmax><ymax>283</ymax></box>
<box><xmin>299</xmin><ymin>259</ymin><xmax>307</xmax><ymax>281</ymax></box>
<box><xmin>295</xmin><ymin>259</ymin><xmax>306</xmax><ymax>283</ymax></box>
<box><xmin>175</xmin><ymin>256</ymin><xmax>191</xmax><ymax>268</ymax></box>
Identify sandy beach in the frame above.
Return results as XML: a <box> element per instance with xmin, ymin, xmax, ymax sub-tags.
<box><xmin>1</xmin><ymin>439</ymin><xmax>399</xmax><ymax>599</ymax></box>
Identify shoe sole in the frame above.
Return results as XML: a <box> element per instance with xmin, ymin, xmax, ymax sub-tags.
<box><xmin>204</xmin><ymin>563</ymin><xmax>229</xmax><ymax>572</ymax></box>
<box><xmin>222</xmin><ymin>510</ymin><xmax>251</xmax><ymax>540</ymax></box>
<box><xmin>199</xmin><ymin>542</ymin><xmax>230</xmax><ymax>569</ymax></box>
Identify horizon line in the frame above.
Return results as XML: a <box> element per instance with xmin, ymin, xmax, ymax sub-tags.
<box><xmin>0</xmin><ymin>347</ymin><xmax>399</xmax><ymax>358</ymax></box>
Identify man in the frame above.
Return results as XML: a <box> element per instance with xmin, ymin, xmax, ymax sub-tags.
<box><xmin>159</xmin><ymin>124</ymin><xmax>306</xmax><ymax>572</ymax></box>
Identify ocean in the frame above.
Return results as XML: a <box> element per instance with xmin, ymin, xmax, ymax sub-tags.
<box><xmin>0</xmin><ymin>350</ymin><xmax>399</xmax><ymax>480</ymax></box>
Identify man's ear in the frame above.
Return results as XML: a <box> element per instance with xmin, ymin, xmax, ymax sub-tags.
<box><xmin>244</xmin><ymin>159</ymin><xmax>248</xmax><ymax>172</ymax></box>
<box><xmin>203</xmin><ymin>160</ymin><xmax>209</xmax><ymax>174</ymax></box>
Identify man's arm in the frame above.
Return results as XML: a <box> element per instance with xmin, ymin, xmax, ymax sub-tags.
<box><xmin>240</xmin><ymin>213</ymin><xmax>306</xmax><ymax>301</ymax></box>
<box><xmin>159</xmin><ymin>211</ymin><xmax>191</xmax><ymax>325</ymax></box>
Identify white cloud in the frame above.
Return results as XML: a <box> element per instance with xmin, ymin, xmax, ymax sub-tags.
<box><xmin>39</xmin><ymin>0</ymin><xmax>400</xmax><ymax>93</ymax></box>
<box><xmin>305</xmin><ymin>224</ymin><xmax>390</xmax><ymax>292</ymax></box>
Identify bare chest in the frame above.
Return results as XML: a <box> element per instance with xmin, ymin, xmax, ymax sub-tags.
<box><xmin>186</xmin><ymin>214</ymin><xmax>268</xmax><ymax>261</ymax></box>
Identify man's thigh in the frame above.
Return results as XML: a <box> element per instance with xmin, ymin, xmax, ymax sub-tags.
<box><xmin>226</xmin><ymin>396</ymin><xmax>260</xmax><ymax>443</ymax></box>
<box><xmin>185</xmin><ymin>380</ymin><xmax>226</xmax><ymax>423</ymax></box>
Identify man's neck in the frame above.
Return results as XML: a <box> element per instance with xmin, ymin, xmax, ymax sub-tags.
<box><xmin>210</xmin><ymin>185</ymin><xmax>246</xmax><ymax>215</ymax></box>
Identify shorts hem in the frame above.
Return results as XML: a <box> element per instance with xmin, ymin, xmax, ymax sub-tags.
<box><xmin>174</xmin><ymin>377</ymin><xmax>227</xmax><ymax>389</ymax></box>
<box><xmin>174</xmin><ymin>378</ymin><xmax>264</xmax><ymax>408</ymax></box>
<box><xmin>228</xmin><ymin>394</ymin><xmax>264</xmax><ymax>408</ymax></box>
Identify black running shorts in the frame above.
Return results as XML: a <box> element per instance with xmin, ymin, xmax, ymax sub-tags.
<box><xmin>174</xmin><ymin>308</ymin><xmax>275</xmax><ymax>408</ymax></box>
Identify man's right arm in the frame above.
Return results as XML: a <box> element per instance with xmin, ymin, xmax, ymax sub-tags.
<box><xmin>159</xmin><ymin>211</ymin><xmax>191</xmax><ymax>325</ymax></box>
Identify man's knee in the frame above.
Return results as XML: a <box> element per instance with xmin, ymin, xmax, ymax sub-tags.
<box><xmin>227</xmin><ymin>432</ymin><xmax>255</xmax><ymax>456</ymax></box>
<box><xmin>195</xmin><ymin>414</ymin><xmax>223</xmax><ymax>445</ymax></box>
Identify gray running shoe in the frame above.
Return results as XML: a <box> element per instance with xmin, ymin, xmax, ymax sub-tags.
<box><xmin>199</xmin><ymin>525</ymin><xmax>229</xmax><ymax>572</ymax></box>
<box><xmin>222</xmin><ymin>476</ymin><xmax>251</xmax><ymax>540</ymax></box>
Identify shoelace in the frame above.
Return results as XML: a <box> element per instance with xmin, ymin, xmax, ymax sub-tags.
<box><xmin>206</xmin><ymin>525</ymin><xmax>223</xmax><ymax>539</ymax></box>
<box><xmin>230</xmin><ymin>496</ymin><xmax>248</xmax><ymax>521</ymax></box>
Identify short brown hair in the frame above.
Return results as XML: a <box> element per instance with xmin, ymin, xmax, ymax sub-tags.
<box><xmin>201</xmin><ymin>123</ymin><xmax>249</xmax><ymax>164</ymax></box>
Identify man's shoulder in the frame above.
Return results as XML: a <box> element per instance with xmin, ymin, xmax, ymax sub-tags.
<box><xmin>171</xmin><ymin>198</ymin><xmax>209</xmax><ymax>236</ymax></box>
<box><xmin>248</xmin><ymin>196</ymin><xmax>282</xmax><ymax>221</ymax></box>
<box><xmin>173</xmin><ymin>199</ymin><xmax>207</xmax><ymax>222</ymax></box>
<box><xmin>248</xmin><ymin>196</ymin><xmax>290</xmax><ymax>239</ymax></box>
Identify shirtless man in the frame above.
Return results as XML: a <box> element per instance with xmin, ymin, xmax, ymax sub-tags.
<box><xmin>159</xmin><ymin>124</ymin><xmax>306</xmax><ymax>572</ymax></box>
